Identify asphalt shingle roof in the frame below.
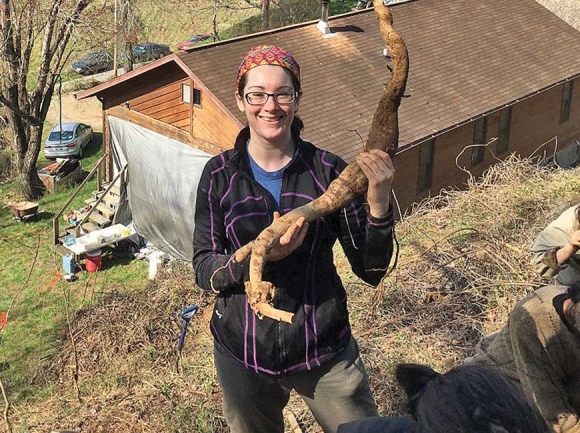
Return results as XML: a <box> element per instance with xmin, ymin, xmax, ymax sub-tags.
<box><xmin>180</xmin><ymin>0</ymin><xmax>580</xmax><ymax>162</ymax></box>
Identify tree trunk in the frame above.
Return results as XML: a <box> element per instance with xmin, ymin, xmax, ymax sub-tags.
<box><xmin>122</xmin><ymin>0</ymin><xmax>134</xmax><ymax>72</ymax></box>
<box><xmin>17</xmin><ymin>161</ymin><xmax>45</xmax><ymax>200</ymax></box>
<box><xmin>15</xmin><ymin>126</ymin><xmax>45</xmax><ymax>200</ymax></box>
<box><xmin>124</xmin><ymin>42</ymin><xmax>134</xmax><ymax>73</ymax></box>
<box><xmin>261</xmin><ymin>0</ymin><xmax>270</xmax><ymax>30</ymax></box>
<box><xmin>213</xmin><ymin>0</ymin><xmax>220</xmax><ymax>40</ymax></box>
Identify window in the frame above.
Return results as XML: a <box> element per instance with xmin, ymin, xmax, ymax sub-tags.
<box><xmin>471</xmin><ymin>117</ymin><xmax>487</xmax><ymax>165</ymax></box>
<box><xmin>182</xmin><ymin>84</ymin><xmax>191</xmax><ymax>104</ymax></box>
<box><xmin>418</xmin><ymin>138</ymin><xmax>435</xmax><ymax>192</ymax></box>
<box><xmin>497</xmin><ymin>107</ymin><xmax>512</xmax><ymax>154</ymax></box>
<box><xmin>193</xmin><ymin>88</ymin><xmax>202</xmax><ymax>106</ymax></box>
<box><xmin>560</xmin><ymin>80</ymin><xmax>574</xmax><ymax>124</ymax></box>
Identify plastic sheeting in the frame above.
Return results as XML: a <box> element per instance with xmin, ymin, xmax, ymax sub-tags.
<box><xmin>109</xmin><ymin>116</ymin><xmax>212</xmax><ymax>262</ymax></box>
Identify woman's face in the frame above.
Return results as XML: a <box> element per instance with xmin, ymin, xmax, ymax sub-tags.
<box><xmin>235</xmin><ymin>65</ymin><xmax>300</xmax><ymax>146</ymax></box>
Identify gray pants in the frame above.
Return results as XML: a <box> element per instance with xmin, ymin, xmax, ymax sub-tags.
<box><xmin>214</xmin><ymin>337</ymin><xmax>378</xmax><ymax>433</ymax></box>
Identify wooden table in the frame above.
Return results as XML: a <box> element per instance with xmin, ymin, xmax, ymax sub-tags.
<box><xmin>64</xmin><ymin>223</ymin><xmax>136</xmax><ymax>256</ymax></box>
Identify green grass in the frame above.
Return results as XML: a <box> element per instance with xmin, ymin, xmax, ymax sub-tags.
<box><xmin>0</xmin><ymin>127</ymin><xmax>149</xmax><ymax>402</ymax></box>
<box><xmin>0</xmin><ymin>0</ymin><xmax>362</xmax><ymax>408</ymax></box>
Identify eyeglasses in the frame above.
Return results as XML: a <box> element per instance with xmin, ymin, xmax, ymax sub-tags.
<box><xmin>244</xmin><ymin>91</ymin><xmax>298</xmax><ymax>106</ymax></box>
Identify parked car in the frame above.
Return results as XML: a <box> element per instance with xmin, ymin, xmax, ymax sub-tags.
<box><xmin>122</xmin><ymin>42</ymin><xmax>172</xmax><ymax>63</ymax></box>
<box><xmin>44</xmin><ymin>123</ymin><xmax>93</xmax><ymax>159</ymax></box>
<box><xmin>71</xmin><ymin>51</ymin><xmax>114</xmax><ymax>75</ymax></box>
<box><xmin>177</xmin><ymin>34</ymin><xmax>212</xmax><ymax>51</ymax></box>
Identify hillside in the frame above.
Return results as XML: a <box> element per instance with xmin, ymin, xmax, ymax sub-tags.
<box><xmin>3</xmin><ymin>1</ymin><xmax>580</xmax><ymax>431</ymax></box>
<box><xmin>8</xmin><ymin>157</ymin><xmax>580</xmax><ymax>432</ymax></box>
<box><xmin>68</xmin><ymin>0</ymin><xmax>346</xmax><ymax>58</ymax></box>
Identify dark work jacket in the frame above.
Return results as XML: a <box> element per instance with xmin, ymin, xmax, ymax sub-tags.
<box><xmin>192</xmin><ymin>127</ymin><xmax>395</xmax><ymax>377</ymax></box>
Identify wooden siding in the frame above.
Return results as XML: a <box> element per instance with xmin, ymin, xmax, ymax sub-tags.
<box><xmin>102</xmin><ymin>105</ymin><xmax>228</xmax><ymax>182</ymax></box>
<box><xmin>392</xmin><ymin>78</ymin><xmax>580</xmax><ymax>214</ymax></box>
<box><xmin>101</xmin><ymin>62</ymin><xmax>188</xmax><ymax>110</ymax></box>
<box><xmin>130</xmin><ymin>80</ymin><xmax>191</xmax><ymax>131</ymax></box>
<box><xmin>192</xmin><ymin>91</ymin><xmax>241</xmax><ymax>149</ymax></box>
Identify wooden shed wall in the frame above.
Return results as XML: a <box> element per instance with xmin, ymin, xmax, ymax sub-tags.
<box><xmin>130</xmin><ymin>80</ymin><xmax>190</xmax><ymax>130</ymax></box>
<box><xmin>192</xmin><ymin>90</ymin><xmax>241</xmax><ymax>151</ymax></box>
<box><xmin>109</xmin><ymin>77</ymin><xmax>241</xmax><ymax>159</ymax></box>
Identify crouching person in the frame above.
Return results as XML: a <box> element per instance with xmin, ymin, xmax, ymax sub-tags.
<box><xmin>465</xmin><ymin>284</ymin><xmax>580</xmax><ymax>432</ymax></box>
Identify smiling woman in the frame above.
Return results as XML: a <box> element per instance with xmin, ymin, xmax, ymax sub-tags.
<box><xmin>192</xmin><ymin>44</ymin><xmax>396</xmax><ymax>433</ymax></box>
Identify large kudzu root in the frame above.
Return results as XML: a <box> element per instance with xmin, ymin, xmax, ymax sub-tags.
<box><xmin>234</xmin><ymin>0</ymin><xmax>409</xmax><ymax>323</ymax></box>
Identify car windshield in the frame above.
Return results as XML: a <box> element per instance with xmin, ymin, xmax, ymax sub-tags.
<box><xmin>134</xmin><ymin>46</ymin><xmax>147</xmax><ymax>53</ymax></box>
<box><xmin>49</xmin><ymin>130</ymin><xmax>74</xmax><ymax>141</ymax></box>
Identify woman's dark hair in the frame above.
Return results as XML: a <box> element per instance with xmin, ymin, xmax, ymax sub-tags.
<box><xmin>396</xmin><ymin>363</ymin><xmax>549</xmax><ymax>433</ymax></box>
<box><xmin>237</xmin><ymin>68</ymin><xmax>304</xmax><ymax>138</ymax></box>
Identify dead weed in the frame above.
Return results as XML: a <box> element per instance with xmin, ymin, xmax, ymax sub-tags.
<box><xmin>9</xmin><ymin>157</ymin><xmax>580</xmax><ymax>432</ymax></box>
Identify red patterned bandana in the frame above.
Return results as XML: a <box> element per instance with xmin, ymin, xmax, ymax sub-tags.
<box><xmin>237</xmin><ymin>44</ymin><xmax>301</xmax><ymax>90</ymax></box>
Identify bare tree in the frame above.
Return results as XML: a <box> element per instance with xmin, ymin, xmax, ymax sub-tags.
<box><xmin>241</xmin><ymin>0</ymin><xmax>271</xmax><ymax>30</ymax></box>
<box><xmin>0</xmin><ymin>0</ymin><xmax>93</xmax><ymax>199</ymax></box>
<box><xmin>120</xmin><ymin>0</ymin><xmax>135</xmax><ymax>72</ymax></box>
<box><xmin>261</xmin><ymin>0</ymin><xmax>270</xmax><ymax>30</ymax></box>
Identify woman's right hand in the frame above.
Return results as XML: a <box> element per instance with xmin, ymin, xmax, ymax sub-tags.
<box><xmin>267</xmin><ymin>212</ymin><xmax>309</xmax><ymax>262</ymax></box>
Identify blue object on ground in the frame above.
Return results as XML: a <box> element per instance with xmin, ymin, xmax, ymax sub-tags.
<box><xmin>63</xmin><ymin>254</ymin><xmax>76</xmax><ymax>274</ymax></box>
<box><xmin>178</xmin><ymin>304</ymin><xmax>199</xmax><ymax>352</ymax></box>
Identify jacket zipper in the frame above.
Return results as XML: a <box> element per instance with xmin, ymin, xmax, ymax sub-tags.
<box><xmin>230</xmin><ymin>147</ymin><xmax>299</xmax><ymax>370</ymax></box>
<box><xmin>237</xmin><ymin>168</ymin><xmax>286</xmax><ymax>369</ymax></box>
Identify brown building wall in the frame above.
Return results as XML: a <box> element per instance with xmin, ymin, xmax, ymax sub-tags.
<box><xmin>393</xmin><ymin>78</ymin><xmax>580</xmax><ymax>215</ymax></box>
<box><xmin>495</xmin><ymin>79</ymin><xmax>580</xmax><ymax>159</ymax></box>
<box><xmin>192</xmin><ymin>90</ymin><xmax>241</xmax><ymax>149</ymax></box>
<box><xmin>130</xmin><ymin>80</ymin><xmax>190</xmax><ymax>130</ymax></box>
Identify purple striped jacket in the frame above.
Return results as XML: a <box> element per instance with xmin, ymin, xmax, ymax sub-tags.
<box><xmin>193</xmin><ymin>128</ymin><xmax>394</xmax><ymax>377</ymax></box>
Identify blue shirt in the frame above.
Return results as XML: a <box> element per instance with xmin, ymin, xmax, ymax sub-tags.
<box><xmin>248</xmin><ymin>153</ymin><xmax>286</xmax><ymax>210</ymax></box>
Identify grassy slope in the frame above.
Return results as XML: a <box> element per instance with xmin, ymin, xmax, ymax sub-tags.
<box><xmin>2</xmin><ymin>0</ymin><xmax>579</xmax><ymax>431</ymax></box>
<box><xmin>66</xmin><ymin>0</ymin><xmax>359</xmax><ymax>62</ymax></box>
<box><xmin>0</xmin><ymin>0</ymin><xmax>359</xmax><ymax>414</ymax></box>
<box><xmin>0</xmin><ymin>128</ymin><xmax>148</xmax><ymax>400</ymax></box>
<box><xmin>5</xmin><ymin>158</ymin><xmax>580</xmax><ymax>433</ymax></box>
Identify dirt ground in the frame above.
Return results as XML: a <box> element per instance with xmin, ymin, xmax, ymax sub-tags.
<box><xmin>46</xmin><ymin>91</ymin><xmax>104</xmax><ymax>132</ymax></box>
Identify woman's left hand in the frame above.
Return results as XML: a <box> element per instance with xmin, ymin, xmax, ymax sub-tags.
<box><xmin>356</xmin><ymin>149</ymin><xmax>395</xmax><ymax>218</ymax></box>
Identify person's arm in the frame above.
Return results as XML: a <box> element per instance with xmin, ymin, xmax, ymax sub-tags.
<box><xmin>530</xmin><ymin>207</ymin><xmax>579</xmax><ymax>278</ymax></box>
<box><xmin>357</xmin><ymin>149</ymin><xmax>394</xmax><ymax>218</ymax></box>
<box><xmin>555</xmin><ymin>231</ymin><xmax>580</xmax><ymax>266</ymax></box>
<box><xmin>337</xmin><ymin>150</ymin><xmax>395</xmax><ymax>286</ymax></box>
<box><xmin>192</xmin><ymin>164</ymin><xmax>249</xmax><ymax>292</ymax></box>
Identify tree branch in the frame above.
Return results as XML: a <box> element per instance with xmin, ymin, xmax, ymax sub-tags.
<box><xmin>0</xmin><ymin>92</ymin><xmax>42</xmax><ymax>126</ymax></box>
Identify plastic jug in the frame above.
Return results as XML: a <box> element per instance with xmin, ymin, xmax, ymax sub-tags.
<box><xmin>63</xmin><ymin>254</ymin><xmax>76</xmax><ymax>275</ymax></box>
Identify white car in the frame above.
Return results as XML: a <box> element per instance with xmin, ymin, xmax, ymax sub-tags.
<box><xmin>44</xmin><ymin>123</ymin><xmax>93</xmax><ymax>159</ymax></box>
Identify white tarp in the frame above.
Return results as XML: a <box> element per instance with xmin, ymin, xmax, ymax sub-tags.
<box><xmin>109</xmin><ymin>116</ymin><xmax>212</xmax><ymax>261</ymax></box>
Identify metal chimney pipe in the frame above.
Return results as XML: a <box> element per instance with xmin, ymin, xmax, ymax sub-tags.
<box><xmin>320</xmin><ymin>0</ymin><xmax>329</xmax><ymax>22</ymax></box>
<box><xmin>317</xmin><ymin>0</ymin><xmax>331</xmax><ymax>35</ymax></box>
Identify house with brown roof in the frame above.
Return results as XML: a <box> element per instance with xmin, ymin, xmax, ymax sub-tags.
<box><xmin>76</xmin><ymin>0</ymin><xmax>580</xmax><ymax>259</ymax></box>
